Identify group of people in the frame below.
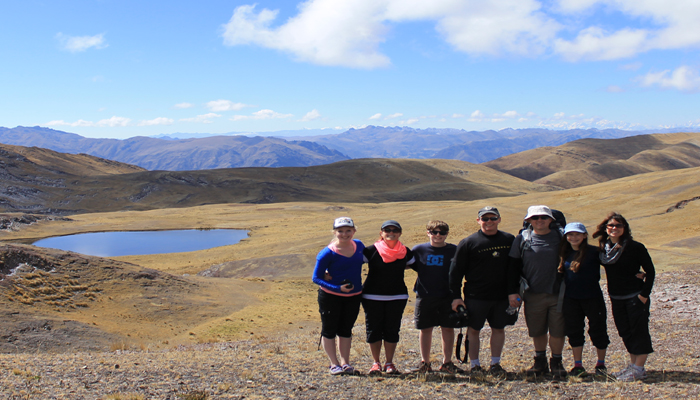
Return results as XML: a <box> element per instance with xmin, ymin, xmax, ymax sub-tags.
<box><xmin>311</xmin><ymin>205</ymin><xmax>655</xmax><ymax>382</ymax></box>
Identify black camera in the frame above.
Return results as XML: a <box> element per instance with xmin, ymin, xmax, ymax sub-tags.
<box><xmin>340</xmin><ymin>279</ymin><xmax>354</xmax><ymax>290</ymax></box>
<box><xmin>449</xmin><ymin>305</ymin><xmax>469</xmax><ymax>328</ymax></box>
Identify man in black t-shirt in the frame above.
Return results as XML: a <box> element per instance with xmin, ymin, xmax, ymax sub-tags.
<box><xmin>449</xmin><ymin>207</ymin><xmax>516</xmax><ymax>375</ymax></box>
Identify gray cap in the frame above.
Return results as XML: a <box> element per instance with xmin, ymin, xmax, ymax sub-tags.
<box><xmin>564</xmin><ymin>222</ymin><xmax>587</xmax><ymax>234</ymax></box>
<box><xmin>381</xmin><ymin>220</ymin><xmax>402</xmax><ymax>230</ymax></box>
<box><xmin>478</xmin><ymin>206</ymin><xmax>500</xmax><ymax>218</ymax></box>
<box><xmin>524</xmin><ymin>205</ymin><xmax>554</xmax><ymax>220</ymax></box>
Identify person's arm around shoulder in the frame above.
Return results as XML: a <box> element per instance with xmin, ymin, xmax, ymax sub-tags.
<box><xmin>449</xmin><ymin>238</ymin><xmax>469</xmax><ymax>311</ymax></box>
<box><xmin>506</xmin><ymin>234</ymin><xmax>524</xmax><ymax>307</ymax></box>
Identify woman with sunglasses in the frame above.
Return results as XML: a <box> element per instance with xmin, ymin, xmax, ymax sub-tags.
<box><xmin>592</xmin><ymin>212</ymin><xmax>655</xmax><ymax>382</ymax></box>
<box><xmin>362</xmin><ymin>220</ymin><xmax>414</xmax><ymax>375</ymax></box>
<box><xmin>312</xmin><ymin>217</ymin><xmax>365</xmax><ymax>375</ymax></box>
<box><xmin>558</xmin><ymin>222</ymin><xmax>610</xmax><ymax>377</ymax></box>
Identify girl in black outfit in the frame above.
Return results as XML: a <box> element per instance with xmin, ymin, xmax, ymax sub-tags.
<box><xmin>362</xmin><ymin>220</ymin><xmax>414</xmax><ymax>375</ymax></box>
<box><xmin>558</xmin><ymin>222</ymin><xmax>609</xmax><ymax>377</ymax></box>
<box><xmin>592</xmin><ymin>212</ymin><xmax>655</xmax><ymax>382</ymax></box>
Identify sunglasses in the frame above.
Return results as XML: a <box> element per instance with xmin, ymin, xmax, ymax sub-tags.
<box><xmin>382</xmin><ymin>228</ymin><xmax>401</xmax><ymax>233</ymax></box>
<box><xmin>529</xmin><ymin>215</ymin><xmax>551</xmax><ymax>220</ymax></box>
<box><xmin>480</xmin><ymin>217</ymin><xmax>499</xmax><ymax>222</ymax></box>
<box><xmin>429</xmin><ymin>230</ymin><xmax>449</xmax><ymax>235</ymax></box>
<box><xmin>607</xmin><ymin>224</ymin><xmax>624</xmax><ymax>229</ymax></box>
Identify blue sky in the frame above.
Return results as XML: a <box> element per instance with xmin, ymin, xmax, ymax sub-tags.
<box><xmin>2</xmin><ymin>0</ymin><xmax>700</xmax><ymax>139</ymax></box>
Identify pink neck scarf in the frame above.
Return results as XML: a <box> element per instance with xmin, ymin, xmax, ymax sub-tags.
<box><xmin>374</xmin><ymin>239</ymin><xmax>407</xmax><ymax>263</ymax></box>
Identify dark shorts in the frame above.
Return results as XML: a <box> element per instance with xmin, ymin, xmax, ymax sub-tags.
<box><xmin>318</xmin><ymin>289</ymin><xmax>361</xmax><ymax>339</ymax></box>
<box><xmin>414</xmin><ymin>296</ymin><xmax>455</xmax><ymax>330</ymax></box>
<box><xmin>362</xmin><ymin>298</ymin><xmax>407</xmax><ymax>343</ymax></box>
<box><xmin>563</xmin><ymin>296</ymin><xmax>610</xmax><ymax>349</ymax></box>
<box><xmin>523</xmin><ymin>292</ymin><xmax>565</xmax><ymax>337</ymax></box>
<box><xmin>464</xmin><ymin>298</ymin><xmax>518</xmax><ymax>330</ymax></box>
<box><xmin>611</xmin><ymin>296</ymin><xmax>653</xmax><ymax>355</ymax></box>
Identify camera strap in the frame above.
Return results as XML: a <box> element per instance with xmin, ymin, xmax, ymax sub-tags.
<box><xmin>455</xmin><ymin>328</ymin><xmax>468</xmax><ymax>364</ymax></box>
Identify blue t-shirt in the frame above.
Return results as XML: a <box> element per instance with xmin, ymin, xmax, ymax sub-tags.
<box><xmin>411</xmin><ymin>242</ymin><xmax>456</xmax><ymax>298</ymax></box>
<box><xmin>312</xmin><ymin>239</ymin><xmax>365</xmax><ymax>295</ymax></box>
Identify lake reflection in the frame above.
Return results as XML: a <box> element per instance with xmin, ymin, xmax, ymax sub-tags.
<box><xmin>32</xmin><ymin>229</ymin><xmax>249</xmax><ymax>257</ymax></box>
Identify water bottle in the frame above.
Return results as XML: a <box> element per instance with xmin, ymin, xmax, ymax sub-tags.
<box><xmin>506</xmin><ymin>298</ymin><xmax>521</xmax><ymax>315</ymax></box>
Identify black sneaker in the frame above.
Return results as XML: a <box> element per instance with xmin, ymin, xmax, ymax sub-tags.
<box><xmin>470</xmin><ymin>365</ymin><xmax>484</xmax><ymax>374</ymax></box>
<box><xmin>569</xmin><ymin>365</ymin><xmax>587</xmax><ymax>377</ymax></box>
<box><xmin>595</xmin><ymin>364</ymin><xmax>607</xmax><ymax>374</ymax></box>
<box><xmin>550</xmin><ymin>357</ymin><xmax>567</xmax><ymax>378</ymax></box>
<box><xmin>526</xmin><ymin>356</ymin><xmax>549</xmax><ymax>376</ymax></box>
<box><xmin>488</xmin><ymin>363</ymin><xmax>506</xmax><ymax>376</ymax></box>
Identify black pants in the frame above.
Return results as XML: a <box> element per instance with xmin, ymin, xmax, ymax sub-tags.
<box><xmin>610</xmin><ymin>296</ymin><xmax>653</xmax><ymax>355</ymax></box>
<box><xmin>362</xmin><ymin>298</ymin><xmax>407</xmax><ymax>343</ymax></box>
<box><xmin>563</xmin><ymin>295</ymin><xmax>610</xmax><ymax>349</ymax></box>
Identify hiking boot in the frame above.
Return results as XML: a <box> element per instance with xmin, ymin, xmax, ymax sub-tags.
<box><xmin>569</xmin><ymin>365</ymin><xmax>587</xmax><ymax>377</ymax></box>
<box><xmin>411</xmin><ymin>361</ymin><xmax>432</xmax><ymax>373</ymax></box>
<box><xmin>439</xmin><ymin>361</ymin><xmax>463</xmax><ymax>374</ymax></box>
<box><xmin>368</xmin><ymin>362</ymin><xmax>382</xmax><ymax>375</ymax></box>
<box><xmin>550</xmin><ymin>357</ymin><xmax>567</xmax><ymax>378</ymax></box>
<box><xmin>526</xmin><ymin>356</ymin><xmax>549</xmax><ymax>376</ymax></box>
<box><xmin>470</xmin><ymin>365</ymin><xmax>484</xmax><ymax>374</ymax></box>
<box><xmin>594</xmin><ymin>365</ymin><xmax>608</xmax><ymax>375</ymax></box>
<box><xmin>488</xmin><ymin>363</ymin><xmax>507</xmax><ymax>376</ymax></box>
<box><xmin>384</xmin><ymin>362</ymin><xmax>400</xmax><ymax>375</ymax></box>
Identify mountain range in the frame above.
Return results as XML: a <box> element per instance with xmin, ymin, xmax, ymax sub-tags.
<box><xmin>0</xmin><ymin>125</ymin><xmax>647</xmax><ymax>171</ymax></box>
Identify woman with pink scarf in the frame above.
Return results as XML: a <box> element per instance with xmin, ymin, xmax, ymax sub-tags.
<box><xmin>362</xmin><ymin>220</ymin><xmax>414</xmax><ymax>375</ymax></box>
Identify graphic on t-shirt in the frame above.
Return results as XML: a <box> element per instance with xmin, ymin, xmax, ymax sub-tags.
<box><xmin>426</xmin><ymin>255</ymin><xmax>444</xmax><ymax>266</ymax></box>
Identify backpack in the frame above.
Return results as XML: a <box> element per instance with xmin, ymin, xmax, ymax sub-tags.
<box><xmin>519</xmin><ymin>209</ymin><xmax>566</xmax><ymax>257</ymax></box>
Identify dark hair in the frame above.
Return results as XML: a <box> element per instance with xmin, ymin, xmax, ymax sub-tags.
<box><xmin>558</xmin><ymin>232</ymin><xmax>588</xmax><ymax>273</ymax></box>
<box><xmin>426</xmin><ymin>220</ymin><xmax>449</xmax><ymax>231</ymax></box>
<box><xmin>592</xmin><ymin>212</ymin><xmax>633</xmax><ymax>250</ymax></box>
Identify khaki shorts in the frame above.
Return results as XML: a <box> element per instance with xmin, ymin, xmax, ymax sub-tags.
<box><xmin>523</xmin><ymin>292</ymin><xmax>565</xmax><ymax>338</ymax></box>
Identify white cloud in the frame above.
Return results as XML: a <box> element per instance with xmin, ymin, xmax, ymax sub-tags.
<box><xmin>499</xmin><ymin>110</ymin><xmax>520</xmax><ymax>118</ymax></box>
<box><xmin>369</xmin><ymin>113</ymin><xmax>382</xmax><ymax>120</ymax></box>
<box><xmin>385</xmin><ymin>113</ymin><xmax>403</xmax><ymax>119</ymax></box>
<box><xmin>222</xmin><ymin>1</ymin><xmax>700</xmax><ymax>66</ymax></box>
<box><xmin>221</xmin><ymin>1</ymin><xmax>559</xmax><ymax>68</ymax></box>
<box><xmin>470</xmin><ymin>110</ymin><xmax>485</xmax><ymax>119</ymax></box>
<box><xmin>180</xmin><ymin>113</ymin><xmax>222</xmax><ymax>123</ymax></box>
<box><xmin>206</xmin><ymin>99</ymin><xmax>249</xmax><ymax>111</ymax></box>
<box><xmin>554</xmin><ymin>0</ymin><xmax>700</xmax><ymax>61</ymax></box>
<box><xmin>174</xmin><ymin>102</ymin><xmax>195</xmax><ymax>109</ymax></box>
<box><xmin>299</xmin><ymin>109</ymin><xmax>321</xmax><ymax>122</ymax></box>
<box><xmin>553</xmin><ymin>112</ymin><xmax>566</xmax><ymax>119</ymax></box>
<box><xmin>403</xmin><ymin>118</ymin><xmax>420</xmax><ymax>125</ymax></box>
<box><xmin>45</xmin><ymin>116</ymin><xmax>131</xmax><ymax>127</ymax></box>
<box><xmin>637</xmin><ymin>66</ymin><xmax>700</xmax><ymax>92</ymax></box>
<box><xmin>138</xmin><ymin>117</ymin><xmax>174</xmax><ymax>126</ymax></box>
<box><xmin>606</xmin><ymin>85</ymin><xmax>625</xmax><ymax>93</ymax></box>
<box><xmin>231</xmin><ymin>109</ymin><xmax>293</xmax><ymax>121</ymax></box>
<box><xmin>56</xmin><ymin>33</ymin><xmax>107</xmax><ymax>53</ymax></box>
<box><xmin>451</xmin><ymin>113</ymin><xmax>465</xmax><ymax>118</ymax></box>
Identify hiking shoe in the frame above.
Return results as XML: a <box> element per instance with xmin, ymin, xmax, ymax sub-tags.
<box><xmin>329</xmin><ymin>365</ymin><xmax>344</xmax><ymax>375</ymax></box>
<box><xmin>526</xmin><ymin>356</ymin><xmax>549</xmax><ymax>376</ymax></box>
<box><xmin>488</xmin><ymin>363</ymin><xmax>506</xmax><ymax>376</ymax></box>
<box><xmin>617</xmin><ymin>366</ymin><xmax>646</xmax><ymax>382</ymax></box>
<box><xmin>594</xmin><ymin>365</ymin><xmax>608</xmax><ymax>375</ymax></box>
<box><xmin>613</xmin><ymin>364</ymin><xmax>633</xmax><ymax>378</ymax></box>
<box><xmin>550</xmin><ymin>358</ymin><xmax>567</xmax><ymax>378</ymax></box>
<box><xmin>439</xmin><ymin>362</ymin><xmax>463</xmax><ymax>374</ymax></box>
<box><xmin>569</xmin><ymin>365</ymin><xmax>587</xmax><ymax>377</ymax></box>
<box><xmin>341</xmin><ymin>364</ymin><xmax>355</xmax><ymax>375</ymax></box>
<box><xmin>470</xmin><ymin>365</ymin><xmax>484</xmax><ymax>374</ymax></box>
<box><xmin>368</xmin><ymin>362</ymin><xmax>382</xmax><ymax>375</ymax></box>
<box><xmin>411</xmin><ymin>361</ymin><xmax>432</xmax><ymax>373</ymax></box>
<box><xmin>384</xmin><ymin>362</ymin><xmax>400</xmax><ymax>374</ymax></box>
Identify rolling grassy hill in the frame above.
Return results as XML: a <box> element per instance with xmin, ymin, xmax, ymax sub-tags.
<box><xmin>484</xmin><ymin>132</ymin><xmax>700</xmax><ymax>188</ymax></box>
